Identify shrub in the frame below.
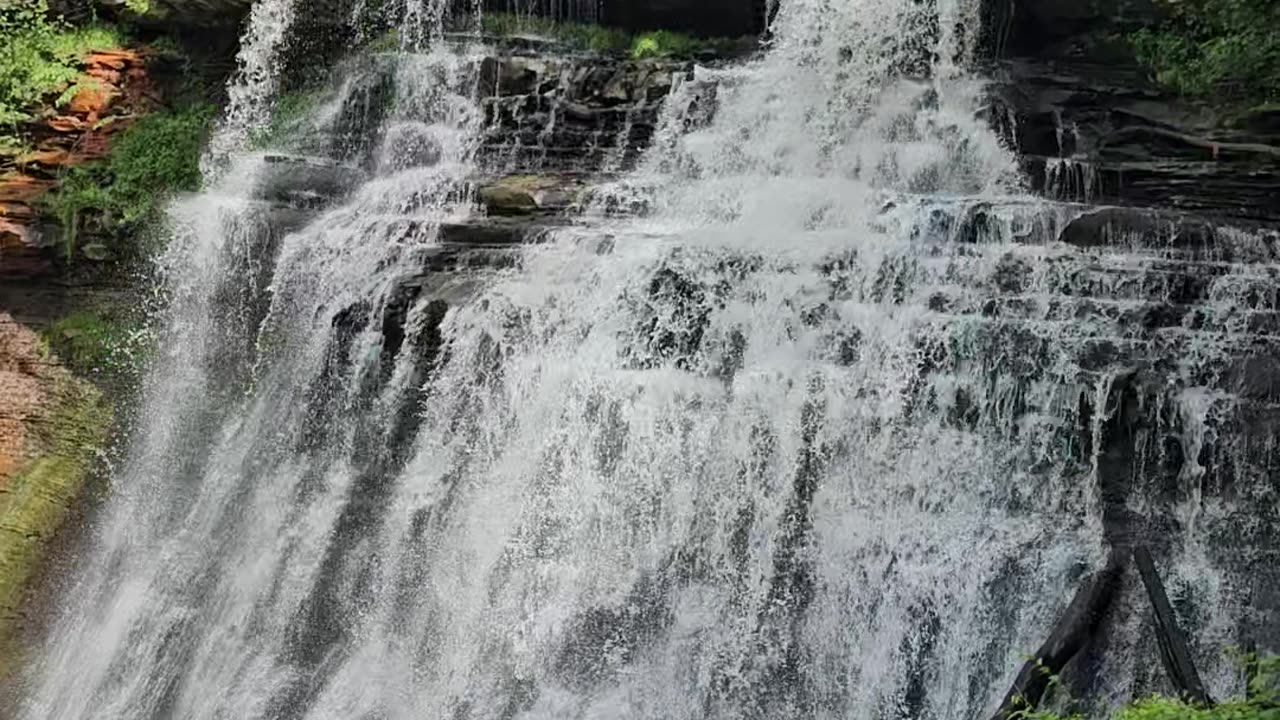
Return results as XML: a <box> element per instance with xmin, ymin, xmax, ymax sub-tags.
<box><xmin>0</xmin><ymin>1</ymin><xmax>124</xmax><ymax>138</ymax></box>
<box><xmin>1022</xmin><ymin>653</ymin><xmax>1279</xmax><ymax>720</ymax></box>
<box><xmin>43</xmin><ymin>101</ymin><xmax>217</xmax><ymax>259</ymax></box>
<box><xmin>1130</xmin><ymin>0</ymin><xmax>1280</xmax><ymax>101</ymax></box>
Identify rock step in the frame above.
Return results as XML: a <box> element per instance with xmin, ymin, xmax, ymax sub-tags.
<box><xmin>926</xmin><ymin>295</ymin><xmax>1280</xmax><ymax>334</ymax></box>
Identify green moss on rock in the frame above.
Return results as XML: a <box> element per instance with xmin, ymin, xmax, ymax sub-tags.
<box><xmin>0</xmin><ymin>336</ymin><xmax>110</xmax><ymax>681</ymax></box>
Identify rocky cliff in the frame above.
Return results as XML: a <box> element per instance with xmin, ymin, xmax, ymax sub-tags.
<box><xmin>0</xmin><ymin>314</ymin><xmax>109</xmax><ymax>680</ymax></box>
<box><xmin>0</xmin><ymin>48</ymin><xmax>159</xmax><ymax>280</ymax></box>
<box><xmin>986</xmin><ymin>0</ymin><xmax>1280</xmax><ymax>223</ymax></box>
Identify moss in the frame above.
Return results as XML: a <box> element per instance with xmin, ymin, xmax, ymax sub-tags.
<box><xmin>43</xmin><ymin>308</ymin><xmax>152</xmax><ymax>381</ymax></box>
<box><xmin>0</xmin><ymin>368</ymin><xmax>110</xmax><ymax>680</ymax></box>
<box><xmin>250</xmin><ymin>86</ymin><xmax>329</xmax><ymax>149</ymax></box>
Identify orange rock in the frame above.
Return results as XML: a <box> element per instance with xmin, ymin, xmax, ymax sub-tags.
<box><xmin>77</xmin><ymin>133</ymin><xmax>110</xmax><ymax>160</ymax></box>
<box><xmin>0</xmin><ymin>175</ymin><xmax>55</xmax><ymax>202</ymax></box>
<box><xmin>0</xmin><ymin>202</ymin><xmax>35</xmax><ymax>221</ymax></box>
<box><xmin>47</xmin><ymin>115</ymin><xmax>89</xmax><ymax>133</ymax></box>
<box><xmin>86</xmin><ymin>67</ymin><xmax>123</xmax><ymax>85</ymax></box>
<box><xmin>66</xmin><ymin>82</ymin><xmax>120</xmax><ymax>117</ymax></box>
<box><xmin>16</xmin><ymin>149</ymin><xmax>71</xmax><ymax>168</ymax></box>
<box><xmin>0</xmin><ymin>218</ymin><xmax>27</xmax><ymax>245</ymax></box>
<box><xmin>0</xmin><ymin>313</ymin><xmax>52</xmax><ymax>484</ymax></box>
<box><xmin>84</xmin><ymin>49</ymin><xmax>136</xmax><ymax>70</ymax></box>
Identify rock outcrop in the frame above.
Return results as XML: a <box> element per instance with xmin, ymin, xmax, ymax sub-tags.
<box><xmin>479</xmin><ymin>54</ymin><xmax>698</xmax><ymax>172</ymax></box>
<box><xmin>0</xmin><ymin>314</ymin><xmax>109</xmax><ymax>679</ymax></box>
<box><xmin>0</xmin><ymin>48</ymin><xmax>159</xmax><ymax>280</ymax></box>
<box><xmin>985</xmin><ymin>0</ymin><xmax>1280</xmax><ymax>223</ymax></box>
<box><xmin>482</xmin><ymin>0</ymin><xmax>767</xmax><ymax>38</ymax></box>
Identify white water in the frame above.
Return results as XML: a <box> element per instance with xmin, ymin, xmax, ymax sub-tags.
<box><xmin>18</xmin><ymin>0</ymin><xmax>1275</xmax><ymax>717</ymax></box>
<box><xmin>205</xmin><ymin>0</ymin><xmax>300</xmax><ymax>171</ymax></box>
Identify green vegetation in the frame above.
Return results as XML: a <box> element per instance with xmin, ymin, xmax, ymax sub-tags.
<box><xmin>44</xmin><ymin>308</ymin><xmax>153</xmax><ymax>379</ymax></box>
<box><xmin>479</xmin><ymin>12</ymin><xmax>753</xmax><ymax>59</ymax></box>
<box><xmin>481</xmin><ymin>12</ymin><xmax>631</xmax><ymax>54</ymax></box>
<box><xmin>251</xmin><ymin>85</ymin><xmax>328</xmax><ymax>149</ymax></box>
<box><xmin>1130</xmin><ymin>0</ymin><xmax>1280</xmax><ymax>101</ymax></box>
<box><xmin>0</xmin><ymin>1</ymin><xmax>125</xmax><ymax>142</ymax></box>
<box><xmin>1008</xmin><ymin>653</ymin><xmax>1279</xmax><ymax>720</ymax></box>
<box><xmin>42</xmin><ymin>101</ymin><xmax>217</xmax><ymax>259</ymax></box>
<box><xmin>0</xmin><ymin>358</ymin><xmax>109</xmax><ymax>681</ymax></box>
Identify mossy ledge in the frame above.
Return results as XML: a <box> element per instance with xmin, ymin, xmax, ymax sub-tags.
<box><xmin>0</xmin><ymin>313</ymin><xmax>110</xmax><ymax>681</ymax></box>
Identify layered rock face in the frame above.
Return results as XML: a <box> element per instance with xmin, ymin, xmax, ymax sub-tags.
<box><xmin>0</xmin><ymin>314</ymin><xmax>109</xmax><ymax>678</ymax></box>
<box><xmin>478</xmin><ymin>54</ymin><xmax>693</xmax><ymax>172</ymax></box>
<box><xmin>974</xmin><ymin>0</ymin><xmax>1280</xmax><ymax>694</ymax></box>
<box><xmin>986</xmin><ymin>0</ymin><xmax>1280</xmax><ymax>223</ymax></box>
<box><xmin>490</xmin><ymin>0</ymin><xmax>767</xmax><ymax>37</ymax></box>
<box><xmin>0</xmin><ymin>48</ymin><xmax>157</xmax><ymax>280</ymax></box>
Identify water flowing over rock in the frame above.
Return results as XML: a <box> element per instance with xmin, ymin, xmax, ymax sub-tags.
<box><xmin>12</xmin><ymin>0</ymin><xmax>1279</xmax><ymax>718</ymax></box>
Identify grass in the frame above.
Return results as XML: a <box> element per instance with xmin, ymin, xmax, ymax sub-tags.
<box><xmin>479</xmin><ymin>12</ymin><xmax>754</xmax><ymax>59</ymax></box>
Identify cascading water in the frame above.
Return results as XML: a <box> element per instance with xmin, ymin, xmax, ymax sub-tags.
<box><xmin>15</xmin><ymin>0</ymin><xmax>1276</xmax><ymax>717</ymax></box>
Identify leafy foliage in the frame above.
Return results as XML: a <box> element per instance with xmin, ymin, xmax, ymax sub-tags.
<box><xmin>42</xmin><ymin>101</ymin><xmax>217</xmax><ymax>259</ymax></box>
<box><xmin>1130</xmin><ymin>0</ymin><xmax>1280</xmax><ymax>100</ymax></box>
<box><xmin>481</xmin><ymin>12</ymin><xmax>631</xmax><ymax>53</ymax></box>
<box><xmin>1024</xmin><ymin>653</ymin><xmax>1280</xmax><ymax>720</ymax></box>
<box><xmin>0</xmin><ymin>1</ymin><xmax>124</xmax><ymax>136</ymax></box>
<box><xmin>479</xmin><ymin>13</ymin><xmax>752</xmax><ymax>59</ymax></box>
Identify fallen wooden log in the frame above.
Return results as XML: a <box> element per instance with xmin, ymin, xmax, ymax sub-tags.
<box><xmin>989</xmin><ymin>550</ymin><xmax>1124</xmax><ymax>720</ymax></box>
<box><xmin>1133</xmin><ymin>545</ymin><xmax>1214</xmax><ymax>707</ymax></box>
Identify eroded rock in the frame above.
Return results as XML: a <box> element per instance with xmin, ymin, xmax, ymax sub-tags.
<box><xmin>0</xmin><ymin>313</ymin><xmax>109</xmax><ymax>678</ymax></box>
<box><xmin>0</xmin><ymin>47</ymin><xmax>157</xmax><ymax>279</ymax></box>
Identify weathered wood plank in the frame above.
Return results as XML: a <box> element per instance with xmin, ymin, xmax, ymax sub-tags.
<box><xmin>1133</xmin><ymin>545</ymin><xmax>1213</xmax><ymax>707</ymax></box>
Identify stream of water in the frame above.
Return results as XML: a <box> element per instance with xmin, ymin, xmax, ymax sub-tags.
<box><xmin>17</xmin><ymin>0</ymin><xmax>1271</xmax><ymax>717</ymax></box>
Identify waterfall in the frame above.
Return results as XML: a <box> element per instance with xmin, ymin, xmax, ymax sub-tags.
<box><xmin>204</xmin><ymin>0</ymin><xmax>301</xmax><ymax>171</ymax></box>
<box><xmin>16</xmin><ymin>0</ymin><xmax>1273</xmax><ymax>717</ymax></box>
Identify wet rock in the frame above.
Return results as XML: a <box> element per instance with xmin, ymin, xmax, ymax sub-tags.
<box><xmin>479</xmin><ymin>56</ymin><xmax>693</xmax><ymax>172</ymax></box>
<box><xmin>438</xmin><ymin>218</ymin><xmax>561</xmax><ymax>246</ymax></box>
<box><xmin>254</xmin><ymin>155</ymin><xmax>366</xmax><ymax>207</ymax></box>
<box><xmin>477</xmin><ymin>174</ymin><xmax>585</xmax><ymax>216</ymax></box>
<box><xmin>0</xmin><ymin>313</ymin><xmax>109</xmax><ymax>677</ymax></box>
<box><xmin>378</xmin><ymin>123</ymin><xmax>444</xmax><ymax>171</ymax></box>
<box><xmin>480</xmin><ymin>56</ymin><xmax>552</xmax><ymax>97</ymax></box>
<box><xmin>987</xmin><ymin>9</ymin><xmax>1280</xmax><ymax>222</ymax></box>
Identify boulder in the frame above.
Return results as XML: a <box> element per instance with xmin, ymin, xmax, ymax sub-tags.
<box><xmin>477</xmin><ymin>174</ymin><xmax>586</xmax><ymax>216</ymax></box>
